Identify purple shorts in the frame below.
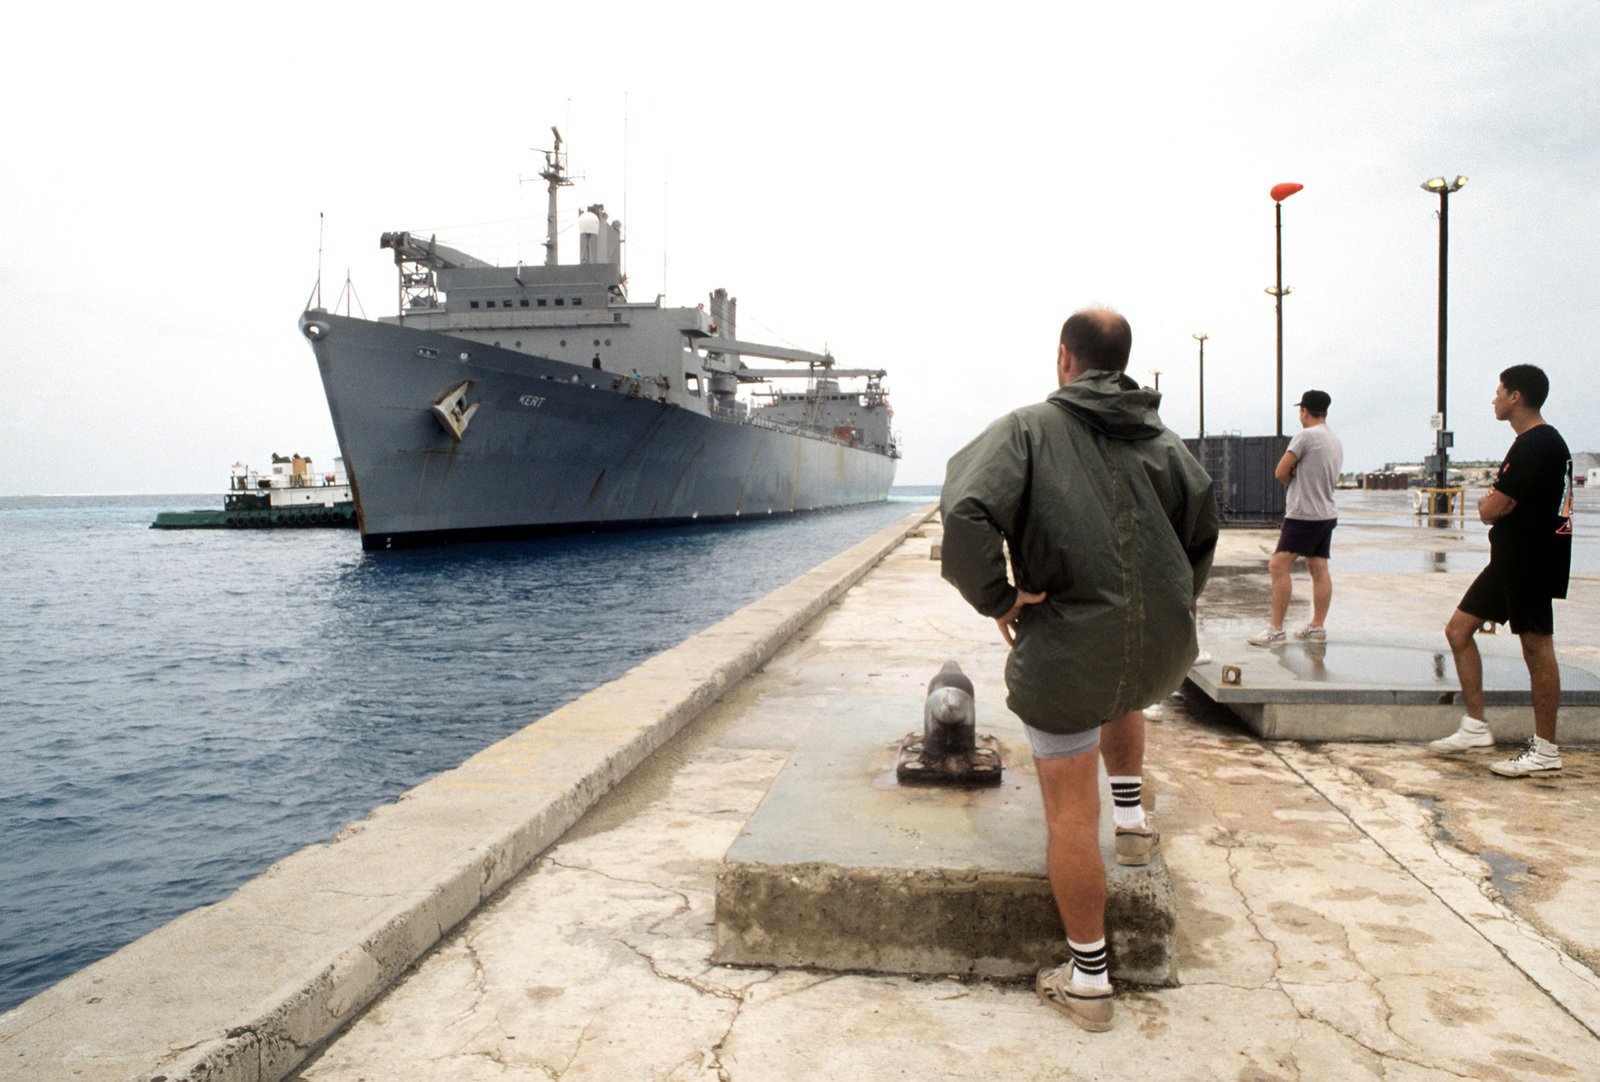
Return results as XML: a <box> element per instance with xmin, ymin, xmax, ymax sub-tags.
<box><xmin>1275</xmin><ymin>517</ymin><xmax>1337</xmax><ymax>559</ymax></box>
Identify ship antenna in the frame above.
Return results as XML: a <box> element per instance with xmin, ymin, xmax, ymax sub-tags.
<box><xmin>344</xmin><ymin>270</ymin><xmax>365</xmax><ymax>318</ymax></box>
<box><xmin>623</xmin><ymin>93</ymin><xmax>630</xmax><ymax>283</ymax></box>
<box><xmin>304</xmin><ymin>212</ymin><xmax>327</xmax><ymax>312</ymax></box>
<box><xmin>316</xmin><ymin>212</ymin><xmax>325</xmax><ymax>308</ymax></box>
<box><xmin>539</xmin><ymin>126</ymin><xmax>573</xmax><ymax>266</ymax></box>
<box><xmin>331</xmin><ymin>269</ymin><xmax>366</xmax><ymax>319</ymax></box>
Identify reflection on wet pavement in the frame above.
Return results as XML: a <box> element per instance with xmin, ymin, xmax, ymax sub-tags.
<box><xmin>1307</xmin><ymin>488</ymin><xmax>1600</xmax><ymax>574</ymax></box>
<box><xmin>1265</xmin><ymin>641</ymin><xmax>1600</xmax><ymax>690</ymax></box>
<box><xmin>1334</xmin><ymin>549</ymin><xmax>1483</xmax><ymax>573</ymax></box>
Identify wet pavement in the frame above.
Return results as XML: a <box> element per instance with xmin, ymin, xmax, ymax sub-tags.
<box><xmin>1191</xmin><ymin>489</ymin><xmax>1600</xmax><ymax>743</ymax></box>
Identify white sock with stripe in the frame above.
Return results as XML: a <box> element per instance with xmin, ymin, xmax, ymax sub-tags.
<box><xmin>1068</xmin><ymin>937</ymin><xmax>1110</xmax><ymax>990</ymax></box>
<box><xmin>1109</xmin><ymin>776</ymin><xmax>1146</xmax><ymax>829</ymax></box>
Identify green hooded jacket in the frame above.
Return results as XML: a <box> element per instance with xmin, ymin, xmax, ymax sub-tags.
<box><xmin>940</xmin><ymin>370</ymin><xmax>1219</xmax><ymax>735</ymax></box>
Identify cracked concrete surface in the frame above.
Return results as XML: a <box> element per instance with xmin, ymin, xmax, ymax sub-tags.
<box><xmin>294</xmin><ymin>522</ymin><xmax>1600</xmax><ymax>1080</ymax></box>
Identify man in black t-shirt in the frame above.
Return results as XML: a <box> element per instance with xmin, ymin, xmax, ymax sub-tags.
<box><xmin>1431</xmin><ymin>365</ymin><xmax>1573</xmax><ymax>775</ymax></box>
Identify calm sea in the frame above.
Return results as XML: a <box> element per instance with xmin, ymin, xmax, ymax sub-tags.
<box><xmin>0</xmin><ymin>489</ymin><xmax>938</xmax><ymax>1012</ymax></box>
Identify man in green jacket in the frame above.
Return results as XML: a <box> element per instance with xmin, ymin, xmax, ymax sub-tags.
<box><xmin>940</xmin><ymin>308</ymin><xmax>1218</xmax><ymax>1031</ymax></box>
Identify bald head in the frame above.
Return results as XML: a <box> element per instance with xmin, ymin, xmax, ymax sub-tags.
<box><xmin>1059</xmin><ymin>309</ymin><xmax>1132</xmax><ymax>374</ymax></box>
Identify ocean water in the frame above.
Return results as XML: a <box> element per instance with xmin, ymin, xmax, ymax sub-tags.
<box><xmin>0</xmin><ymin>489</ymin><xmax>938</xmax><ymax>1013</ymax></box>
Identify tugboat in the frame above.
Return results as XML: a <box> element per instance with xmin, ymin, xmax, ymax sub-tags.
<box><xmin>298</xmin><ymin>127</ymin><xmax>898</xmax><ymax>550</ymax></box>
<box><xmin>151</xmin><ymin>454</ymin><xmax>355</xmax><ymax>530</ymax></box>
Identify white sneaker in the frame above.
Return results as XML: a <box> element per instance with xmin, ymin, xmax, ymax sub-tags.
<box><xmin>1247</xmin><ymin>627</ymin><xmax>1286</xmax><ymax>647</ymax></box>
<box><xmin>1294</xmin><ymin>625</ymin><xmax>1326</xmax><ymax>642</ymax></box>
<box><xmin>1429</xmin><ymin>716</ymin><xmax>1493</xmax><ymax>752</ymax></box>
<box><xmin>1036</xmin><ymin>963</ymin><xmax>1114</xmax><ymax>1032</ymax></box>
<box><xmin>1489</xmin><ymin>737</ymin><xmax>1562</xmax><ymax>777</ymax></box>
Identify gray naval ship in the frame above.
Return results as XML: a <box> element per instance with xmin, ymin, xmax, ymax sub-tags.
<box><xmin>299</xmin><ymin>131</ymin><xmax>897</xmax><ymax>550</ymax></box>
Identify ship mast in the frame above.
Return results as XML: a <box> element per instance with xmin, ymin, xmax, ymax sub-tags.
<box><xmin>540</xmin><ymin>126</ymin><xmax>572</xmax><ymax>266</ymax></box>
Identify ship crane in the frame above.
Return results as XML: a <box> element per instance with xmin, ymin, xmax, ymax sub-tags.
<box><xmin>379</xmin><ymin>231</ymin><xmax>494</xmax><ymax>316</ymax></box>
<box><xmin>379</xmin><ymin>232</ymin><xmax>496</xmax><ymax>271</ymax></box>
<box><xmin>685</xmin><ymin>331</ymin><xmax>885</xmax><ymax>380</ymax></box>
<box><xmin>735</xmin><ymin>367</ymin><xmax>888</xmax><ymax>380</ymax></box>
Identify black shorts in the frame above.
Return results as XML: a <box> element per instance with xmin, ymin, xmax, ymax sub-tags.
<box><xmin>1458</xmin><ymin>562</ymin><xmax>1554</xmax><ymax>635</ymax></box>
<box><xmin>1275</xmin><ymin>517</ymin><xmax>1337</xmax><ymax>559</ymax></box>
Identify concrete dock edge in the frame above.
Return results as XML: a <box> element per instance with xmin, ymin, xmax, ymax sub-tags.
<box><xmin>0</xmin><ymin>504</ymin><xmax>938</xmax><ymax>1082</ymax></box>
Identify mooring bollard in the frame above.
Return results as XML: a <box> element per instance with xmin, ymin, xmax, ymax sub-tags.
<box><xmin>895</xmin><ymin>660</ymin><xmax>1003</xmax><ymax>787</ymax></box>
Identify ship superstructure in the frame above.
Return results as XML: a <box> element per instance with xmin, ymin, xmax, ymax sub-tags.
<box><xmin>300</xmin><ymin>129</ymin><xmax>897</xmax><ymax>549</ymax></box>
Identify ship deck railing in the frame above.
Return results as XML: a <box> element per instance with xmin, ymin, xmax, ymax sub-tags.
<box><xmin>709</xmin><ymin>400</ymin><xmax>888</xmax><ymax>453</ymax></box>
<box><xmin>565</xmin><ymin>370</ymin><xmax>886</xmax><ymax>455</ymax></box>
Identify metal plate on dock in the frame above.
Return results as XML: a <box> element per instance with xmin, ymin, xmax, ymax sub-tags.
<box><xmin>894</xmin><ymin>731</ymin><xmax>1003</xmax><ymax>786</ymax></box>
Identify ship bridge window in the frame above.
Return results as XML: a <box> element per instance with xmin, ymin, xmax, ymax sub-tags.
<box><xmin>555</xmin><ymin>298</ymin><xmax>565</xmax><ymax>307</ymax></box>
<box><xmin>538</xmin><ymin>298</ymin><xmax>547</xmax><ymax>307</ymax></box>
<box><xmin>470</xmin><ymin>301</ymin><xmax>480</xmax><ymax>309</ymax></box>
<box><xmin>613</xmin><ymin>313</ymin><xmax>622</xmax><ymax>323</ymax></box>
<box><xmin>572</xmin><ymin>297</ymin><xmax>582</xmax><ymax>306</ymax></box>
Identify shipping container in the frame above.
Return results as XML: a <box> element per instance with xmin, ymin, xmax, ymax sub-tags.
<box><xmin>1183</xmin><ymin>435</ymin><xmax>1291</xmax><ymax>526</ymax></box>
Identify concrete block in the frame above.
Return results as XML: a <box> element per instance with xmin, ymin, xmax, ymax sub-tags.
<box><xmin>713</xmin><ymin>712</ymin><xmax>1178</xmax><ymax>986</ymax></box>
<box><xmin>1189</xmin><ymin>632</ymin><xmax>1600</xmax><ymax>743</ymax></box>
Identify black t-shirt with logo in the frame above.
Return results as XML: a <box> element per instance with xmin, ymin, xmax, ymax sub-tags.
<box><xmin>1488</xmin><ymin>423</ymin><xmax>1573</xmax><ymax>599</ymax></box>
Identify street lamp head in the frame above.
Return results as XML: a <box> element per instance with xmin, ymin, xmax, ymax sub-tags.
<box><xmin>1193</xmin><ymin>332</ymin><xmax>1209</xmax><ymax>342</ymax></box>
<box><xmin>1422</xmin><ymin>175</ymin><xmax>1468</xmax><ymax>194</ymax></box>
<box><xmin>1452</xmin><ymin>175</ymin><xmax>1469</xmax><ymax>191</ymax></box>
<box><xmin>1264</xmin><ymin>285</ymin><xmax>1294</xmax><ymax>297</ymax></box>
<box><xmin>1270</xmin><ymin>182</ymin><xmax>1304</xmax><ymax>203</ymax></box>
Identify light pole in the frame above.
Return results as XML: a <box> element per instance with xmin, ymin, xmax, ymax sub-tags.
<box><xmin>1422</xmin><ymin>175</ymin><xmax>1467</xmax><ymax>511</ymax></box>
<box><xmin>1267</xmin><ymin>182</ymin><xmax>1303</xmax><ymax>437</ymax></box>
<box><xmin>1150</xmin><ymin>369</ymin><xmax>1163</xmax><ymax>392</ymax></box>
<box><xmin>1192</xmin><ymin>332</ymin><xmax>1209</xmax><ymax>437</ymax></box>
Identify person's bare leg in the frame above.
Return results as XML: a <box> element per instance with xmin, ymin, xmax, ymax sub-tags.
<box><xmin>1306</xmin><ymin>556</ymin><xmax>1332</xmax><ymax>628</ymax></box>
<box><xmin>1035</xmin><ymin>749</ymin><xmax>1105</xmax><ymax>943</ymax></box>
<box><xmin>1099</xmin><ymin>708</ymin><xmax>1144</xmax><ymax>779</ymax></box>
<box><xmin>1520</xmin><ymin>632</ymin><xmax>1561</xmax><ymax>743</ymax></box>
<box><xmin>1268</xmin><ymin>551</ymin><xmax>1294</xmax><ymax>630</ymax></box>
<box><xmin>1445</xmin><ymin>609</ymin><xmax>1486</xmax><ymax>721</ymax></box>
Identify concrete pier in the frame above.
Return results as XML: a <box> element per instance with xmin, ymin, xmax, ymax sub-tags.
<box><xmin>4</xmin><ymin>492</ymin><xmax>1600</xmax><ymax>1080</ymax></box>
<box><xmin>0</xmin><ymin>510</ymin><xmax>933</xmax><ymax>1081</ymax></box>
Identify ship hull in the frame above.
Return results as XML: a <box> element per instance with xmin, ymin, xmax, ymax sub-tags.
<box><xmin>151</xmin><ymin>504</ymin><xmax>356</xmax><ymax>530</ymax></box>
<box><xmin>302</xmin><ymin>313</ymin><xmax>897</xmax><ymax>549</ymax></box>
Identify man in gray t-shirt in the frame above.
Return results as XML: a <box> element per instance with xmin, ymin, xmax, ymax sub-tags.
<box><xmin>1249</xmin><ymin>390</ymin><xmax>1345</xmax><ymax>646</ymax></box>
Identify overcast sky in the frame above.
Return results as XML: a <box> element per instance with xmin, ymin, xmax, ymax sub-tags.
<box><xmin>3</xmin><ymin>1</ymin><xmax>1595</xmax><ymax>494</ymax></box>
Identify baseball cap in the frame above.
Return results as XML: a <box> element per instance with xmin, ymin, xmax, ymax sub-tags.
<box><xmin>1296</xmin><ymin>390</ymin><xmax>1331</xmax><ymax>414</ymax></box>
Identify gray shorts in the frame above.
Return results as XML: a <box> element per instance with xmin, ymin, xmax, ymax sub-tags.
<box><xmin>1023</xmin><ymin>722</ymin><xmax>1102</xmax><ymax>760</ymax></box>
